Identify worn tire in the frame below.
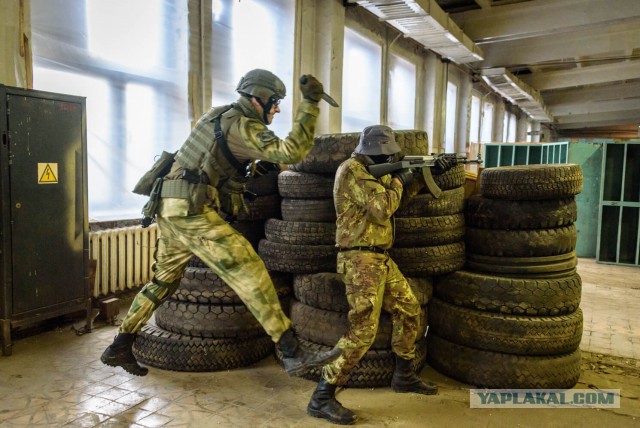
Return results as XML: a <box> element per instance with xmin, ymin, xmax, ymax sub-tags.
<box><xmin>426</xmin><ymin>333</ymin><xmax>581</xmax><ymax>389</ymax></box>
<box><xmin>132</xmin><ymin>324</ymin><xmax>273</xmax><ymax>372</ymax></box>
<box><xmin>277</xmin><ymin>170</ymin><xmax>335</xmax><ymax>199</ymax></box>
<box><xmin>390</xmin><ymin>242</ymin><xmax>465</xmax><ymax>277</ymax></box>
<box><xmin>395</xmin><ymin>214</ymin><xmax>465</xmax><ymax>247</ymax></box>
<box><xmin>281</xmin><ymin>198</ymin><xmax>336</xmax><ymax>222</ymax></box>
<box><xmin>293</xmin><ymin>273</ymin><xmax>432</xmax><ymax>312</ymax></box>
<box><xmin>465</xmin><ymin>195</ymin><xmax>577</xmax><ymax>229</ymax></box>
<box><xmin>428</xmin><ymin>298</ymin><xmax>583</xmax><ymax>355</ymax></box>
<box><xmin>236</xmin><ymin>193</ymin><xmax>281</xmax><ymax>221</ymax></box>
<box><xmin>264</xmin><ymin>219</ymin><xmax>336</xmax><ymax>245</ymax></box>
<box><xmin>465</xmin><ymin>251</ymin><xmax>578</xmax><ymax>278</ymax></box>
<box><xmin>172</xmin><ymin>267</ymin><xmax>291</xmax><ymax>305</ymax></box>
<box><xmin>290</xmin><ymin>300</ymin><xmax>427</xmax><ymax>350</ymax></box>
<box><xmin>258</xmin><ymin>240</ymin><xmax>338</xmax><ymax>273</ymax></box>
<box><xmin>155</xmin><ymin>300</ymin><xmax>278</xmax><ymax>339</ymax></box>
<box><xmin>466</xmin><ymin>225</ymin><xmax>577</xmax><ymax>257</ymax></box>
<box><xmin>433</xmin><ymin>269</ymin><xmax>581</xmax><ymax>316</ymax></box>
<box><xmin>480</xmin><ymin>164</ymin><xmax>583</xmax><ymax>200</ymax></box>
<box><xmin>432</xmin><ymin>164</ymin><xmax>466</xmax><ymax>191</ymax></box>
<box><xmin>396</xmin><ymin>187</ymin><xmax>465</xmax><ymax>217</ymax></box>
<box><xmin>288</xmin><ymin>130</ymin><xmax>429</xmax><ymax>174</ymax></box>
<box><xmin>246</xmin><ymin>169</ymin><xmax>279</xmax><ymax>195</ymax></box>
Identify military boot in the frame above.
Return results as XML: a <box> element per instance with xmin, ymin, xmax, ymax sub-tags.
<box><xmin>277</xmin><ymin>329</ymin><xmax>342</xmax><ymax>377</ymax></box>
<box><xmin>307</xmin><ymin>378</ymin><xmax>357</xmax><ymax>425</ymax></box>
<box><xmin>391</xmin><ymin>355</ymin><xmax>438</xmax><ymax>395</ymax></box>
<box><xmin>100</xmin><ymin>333</ymin><xmax>149</xmax><ymax>376</ymax></box>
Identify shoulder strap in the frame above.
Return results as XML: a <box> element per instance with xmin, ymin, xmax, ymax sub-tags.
<box><xmin>213</xmin><ymin>107</ymin><xmax>248</xmax><ymax>175</ymax></box>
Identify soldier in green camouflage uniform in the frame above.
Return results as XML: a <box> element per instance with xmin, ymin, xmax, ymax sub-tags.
<box><xmin>307</xmin><ymin>125</ymin><xmax>448</xmax><ymax>425</ymax></box>
<box><xmin>101</xmin><ymin>69</ymin><xmax>341</xmax><ymax>377</ymax></box>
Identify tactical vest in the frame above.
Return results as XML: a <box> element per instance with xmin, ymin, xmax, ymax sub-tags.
<box><xmin>174</xmin><ymin>104</ymin><xmax>248</xmax><ymax>188</ymax></box>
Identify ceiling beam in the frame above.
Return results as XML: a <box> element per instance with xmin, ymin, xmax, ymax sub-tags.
<box><xmin>475</xmin><ymin>20</ymin><xmax>640</xmax><ymax>69</ymax></box>
<box><xmin>553</xmin><ymin>109</ymin><xmax>640</xmax><ymax>128</ymax></box>
<box><xmin>542</xmin><ymin>80</ymin><xmax>640</xmax><ymax>105</ymax></box>
<box><xmin>473</xmin><ymin>0</ymin><xmax>492</xmax><ymax>10</ymax></box>
<box><xmin>550</xmin><ymin>98</ymin><xmax>640</xmax><ymax>117</ymax></box>
<box><xmin>519</xmin><ymin>61</ymin><xmax>640</xmax><ymax>90</ymax></box>
<box><xmin>452</xmin><ymin>0</ymin><xmax>640</xmax><ymax>44</ymax></box>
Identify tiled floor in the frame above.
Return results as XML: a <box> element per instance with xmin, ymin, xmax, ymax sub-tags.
<box><xmin>578</xmin><ymin>258</ymin><xmax>640</xmax><ymax>360</ymax></box>
<box><xmin>1</xmin><ymin>257</ymin><xmax>639</xmax><ymax>427</ymax></box>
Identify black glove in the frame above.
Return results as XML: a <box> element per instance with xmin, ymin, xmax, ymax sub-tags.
<box><xmin>432</xmin><ymin>157</ymin><xmax>454</xmax><ymax>174</ymax></box>
<box><xmin>251</xmin><ymin>160</ymin><xmax>280</xmax><ymax>176</ymax></box>
<box><xmin>392</xmin><ymin>168</ymin><xmax>416</xmax><ymax>186</ymax></box>
<box><xmin>299</xmin><ymin>75</ymin><xmax>324</xmax><ymax>103</ymax></box>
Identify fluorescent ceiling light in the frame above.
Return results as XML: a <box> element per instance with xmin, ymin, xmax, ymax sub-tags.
<box><xmin>351</xmin><ymin>0</ymin><xmax>484</xmax><ymax>64</ymax></box>
<box><xmin>481</xmin><ymin>68</ymin><xmax>553</xmax><ymax>122</ymax></box>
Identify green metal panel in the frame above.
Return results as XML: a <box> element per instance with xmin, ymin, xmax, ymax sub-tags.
<box><xmin>482</xmin><ymin>142</ymin><xmax>569</xmax><ymax>168</ymax></box>
<box><xmin>569</xmin><ymin>142</ymin><xmax>603</xmax><ymax>258</ymax></box>
<box><xmin>596</xmin><ymin>141</ymin><xmax>640</xmax><ymax>267</ymax></box>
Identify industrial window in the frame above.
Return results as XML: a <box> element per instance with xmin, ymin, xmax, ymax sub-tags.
<box><xmin>342</xmin><ymin>27</ymin><xmax>382</xmax><ymax>132</ymax></box>
<box><xmin>469</xmin><ymin>94</ymin><xmax>481</xmax><ymax>143</ymax></box>
<box><xmin>31</xmin><ymin>0</ymin><xmax>189</xmax><ymax>220</ymax></box>
<box><xmin>481</xmin><ymin>101</ymin><xmax>494</xmax><ymax>142</ymax></box>
<box><xmin>211</xmin><ymin>0</ymin><xmax>295</xmax><ymax>138</ymax></box>
<box><xmin>388</xmin><ymin>53</ymin><xmax>416</xmax><ymax>130</ymax></box>
<box><xmin>503</xmin><ymin>111</ymin><xmax>516</xmax><ymax>142</ymax></box>
<box><xmin>444</xmin><ymin>81</ymin><xmax>458</xmax><ymax>152</ymax></box>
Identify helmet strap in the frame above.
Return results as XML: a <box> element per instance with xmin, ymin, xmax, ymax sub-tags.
<box><xmin>254</xmin><ymin>97</ymin><xmax>274</xmax><ymax>124</ymax></box>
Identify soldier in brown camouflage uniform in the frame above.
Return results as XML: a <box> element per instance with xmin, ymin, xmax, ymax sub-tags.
<box><xmin>307</xmin><ymin>125</ymin><xmax>451</xmax><ymax>425</ymax></box>
<box><xmin>101</xmin><ymin>69</ymin><xmax>341</xmax><ymax>377</ymax></box>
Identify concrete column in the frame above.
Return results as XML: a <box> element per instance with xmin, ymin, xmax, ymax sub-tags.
<box><xmin>0</xmin><ymin>0</ymin><xmax>30</xmax><ymax>88</ymax></box>
<box><xmin>492</xmin><ymin>100</ymin><xmax>505</xmax><ymax>142</ymax></box>
<box><xmin>531</xmin><ymin>121</ymin><xmax>541</xmax><ymax>142</ymax></box>
<box><xmin>295</xmin><ymin>0</ymin><xmax>345</xmax><ymax>134</ymax></box>
<box><xmin>516</xmin><ymin>113</ymin><xmax>528</xmax><ymax>142</ymax></box>
<box><xmin>424</xmin><ymin>55</ymin><xmax>446</xmax><ymax>152</ymax></box>
<box><xmin>456</xmin><ymin>73</ymin><xmax>472</xmax><ymax>154</ymax></box>
<box><xmin>188</xmin><ymin>0</ymin><xmax>212</xmax><ymax>124</ymax></box>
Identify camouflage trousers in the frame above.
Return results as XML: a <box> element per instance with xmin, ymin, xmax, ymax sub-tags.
<box><xmin>119</xmin><ymin>202</ymin><xmax>291</xmax><ymax>342</ymax></box>
<box><xmin>322</xmin><ymin>250</ymin><xmax>421</xmax><ymax>385</ymax></box>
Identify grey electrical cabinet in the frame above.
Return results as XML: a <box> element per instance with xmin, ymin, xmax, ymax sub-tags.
<box><xmin>0</xmin><ymin>85</ymin><xmax>91</xmax><ymax>355</ymax></box>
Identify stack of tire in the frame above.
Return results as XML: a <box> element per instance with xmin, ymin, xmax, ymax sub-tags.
<box><xmin>132</xmin><ymin>170</ymin><xmax>290</xmax><ymax>372</ymax></box>
<box><xmin>259</xmin><ymin>131</ymin><xmax>458</xmax><ymax>387</ymax></box>
<box><xmin>427</xmin><ymin>163</ymin><xmax>584</xmax><ymax>389</ymax></box>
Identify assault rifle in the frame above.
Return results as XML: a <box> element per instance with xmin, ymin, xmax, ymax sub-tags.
<box><xmin>368</xmin><ymin>153</ymin><xmax>482</xmax><ymax>198</ymax></box>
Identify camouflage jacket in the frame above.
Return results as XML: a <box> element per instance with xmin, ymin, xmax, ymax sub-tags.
<box><xmin>160</xmin><ymin>97</ymin><xmax>319</xmax><ymax>217</ymax></box>
<box><xmin>334</xmin><ymin>154</ymin><xmax>403</xmax><ymax>250</ymax></box>
<box><xmin>171</xmin><ymin>96</ymin><xmax>319</xmax><ymax>186</ymax></box>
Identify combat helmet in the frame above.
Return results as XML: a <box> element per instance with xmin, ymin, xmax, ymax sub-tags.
<box><xmin>354</xmin><ymin>125</ymin><xmax>401</xmax><ymax>156</ymax></box>
<box><xmin>236</xmin><ymin>69</ymin><xmax>286</xmax><ymax>100</ymax></box>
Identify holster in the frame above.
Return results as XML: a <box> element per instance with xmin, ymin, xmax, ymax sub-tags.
<box><xmin>218</xmin><ymin>176</ymin><xmax>250</xmax><ymax>218</ymax></box>
<box><xmin>141</xmin><ymin>178</ymin><xmax>163</xmax><ymax>227</ymax></box>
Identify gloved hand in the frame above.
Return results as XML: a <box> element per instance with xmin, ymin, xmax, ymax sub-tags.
<box><xmin>432</xmin><ymin>156</ymin><xmax>454</xmax><ymax>174</ymax></box>
<box><xmin>251</xmin><ymin>160</ymin><xmax>281</xmax><ymax>176</ymax></box>
<box><xmin>299</xmin><ymin>75</ymin><xmax>324</xmax><ymax>103</ymax></box>
<box><xmin>392</xmin><ymin>168</ymin><xmax>416</xmax><ymax>186</ymax></box>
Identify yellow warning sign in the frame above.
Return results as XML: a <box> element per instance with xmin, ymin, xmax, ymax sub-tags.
<box><xmin>38</xmin><ymin>163</ymin><xmax>58</xmax><ymax>184</ymax></box>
